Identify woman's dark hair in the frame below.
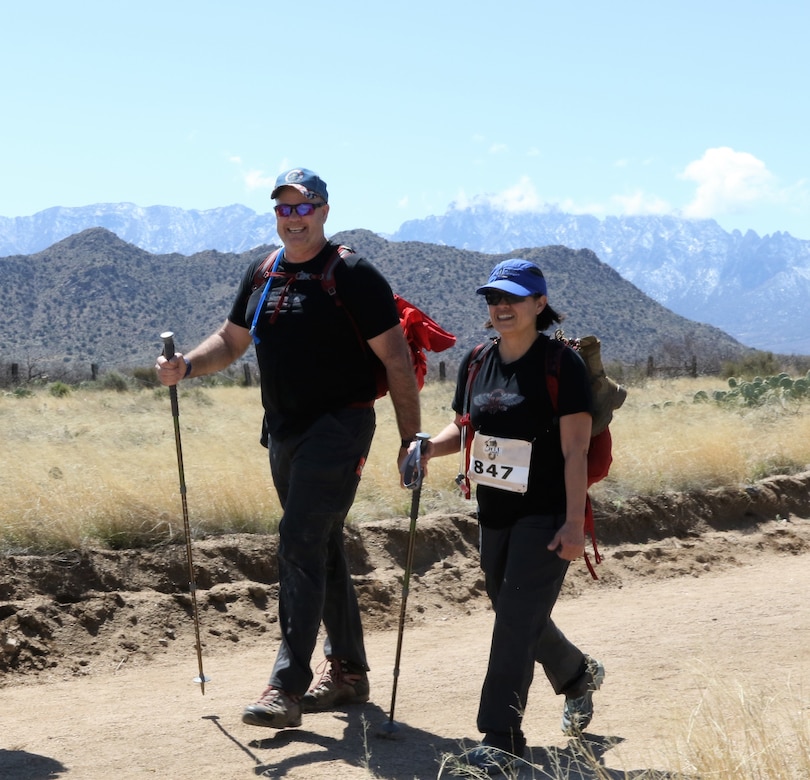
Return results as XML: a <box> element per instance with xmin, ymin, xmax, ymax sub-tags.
<box><xmin>484</xmin><ymin>296</ymin><xmax>564</xmax><ymax>331</ymax></box>
<box><xmin>537</xmin><ymin>302</ymin><xmax>563</xmax><ymax>331</ymax></box>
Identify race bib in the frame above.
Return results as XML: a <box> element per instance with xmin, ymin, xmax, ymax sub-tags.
<box><xmin>468</xmin><ymin>432</ymin><xmax>532</xmax><ymax>493</ymax></box>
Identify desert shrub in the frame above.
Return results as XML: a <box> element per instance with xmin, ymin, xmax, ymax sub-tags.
<box><xmin>7</xmin><ymin>387</ymin><xmax>33</xmax><ymax>398</ymax></box>
<box><xmin>131</xmin><ymin>366</ymin><xmax>159</xmax><ymax>387</ymax></box>
<box><xmin>720</xmin><ymin>351</ymin><xmax>782</xmax><ymax>379</ymax></box>
<box><xmin>97</xmin><ymin>370</ymin><xmax>132</xmax><ymax>392</ymax></box>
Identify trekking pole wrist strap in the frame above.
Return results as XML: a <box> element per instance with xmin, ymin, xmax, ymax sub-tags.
<box><xmin>183</xmin><ymin>358</ymin><xmax>192</xmax><ymax>378</ymax></box>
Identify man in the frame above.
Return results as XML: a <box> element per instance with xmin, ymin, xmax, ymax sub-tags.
<box><xmin>156</xmin><ymin>167</ymin><xmax>421</xmax><ymax>729</ymax></box>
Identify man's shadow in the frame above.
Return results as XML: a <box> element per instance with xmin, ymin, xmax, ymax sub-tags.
<box><xmin>203</xmin><ymin>711</ymin><xmax>693</xmax><ymax>779</ymax></box>
<box><xmin>0</xmin><ymin>749</ymin><xmax>66</xmax><ymax>779</ymax></box>
<box><xmin>205</xmin><ymin>703</ymin><xmax>467</xmax><ymax>779</ymax></box>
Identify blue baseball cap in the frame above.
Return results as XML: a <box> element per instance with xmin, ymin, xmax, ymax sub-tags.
<box><xmin>270</xmin><ymin>168</ymin><xmax>329</xmax><ymax>202</ymax></box>
<box><xmin>476</xmin><ymin>259</ymin><xmax>548</xmax><ymax>297</ymax></box>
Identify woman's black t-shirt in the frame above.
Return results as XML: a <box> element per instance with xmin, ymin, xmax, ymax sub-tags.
<box><xmin>452</xmin><ymin>335</ymin><xmax>592</xmax><ymax>528</ymax></box>
<box><xmin>229</xmin><ymin>242</ymin><xmax>399</xmax><ymax>438</ymax></box>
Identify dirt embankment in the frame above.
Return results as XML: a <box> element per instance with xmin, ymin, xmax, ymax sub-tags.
<box><xmin>2</xmin><ymin>471</ymin><xmax>810</xmax><ymax>682</ymax></box>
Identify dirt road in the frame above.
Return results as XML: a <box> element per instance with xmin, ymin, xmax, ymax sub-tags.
<box><xmin>2</xmin><ymin>516</ymin><xmax>808</xmax><ymax>779</ymax></box>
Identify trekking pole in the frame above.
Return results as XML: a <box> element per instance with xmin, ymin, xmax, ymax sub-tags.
<box><xmin>160</xmin><ymin>331</ymin><xmax>211</xmax><ymax>695</ymax></box>
<box><xmin>379</xmin><ymin>432</ymin><xmax>430</xmax><ymax>738</ymax></box>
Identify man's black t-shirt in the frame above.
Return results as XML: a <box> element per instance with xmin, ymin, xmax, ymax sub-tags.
<box><xmin>452</xmin><ymin>335</ymin><xmax>592</xmax><ymax>527</ymax></box>
<box><xmin>229</xmin><ymin>242</ymin><xmax>399</xmax><ymax>438</ymax></box>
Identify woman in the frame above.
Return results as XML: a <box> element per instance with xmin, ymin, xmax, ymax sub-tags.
<box><xmin>423</xmin><ymin>258</ymin><xmax>605</xmax><ymax>774</ymax></box>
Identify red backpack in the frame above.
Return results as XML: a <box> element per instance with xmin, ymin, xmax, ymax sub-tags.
<box><xmin>250</xmin><ymin>244</ymin><xmax>456</xmax><ymax>396</ymax></box>
<box><xmin>458</xmin><ymin>334</ymin><xmax>624</xmax><ymax>579</ymax></box>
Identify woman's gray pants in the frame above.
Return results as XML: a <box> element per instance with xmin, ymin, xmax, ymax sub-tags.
<box><xmin>477</xmin><ymin>513</ymin><xmax>589</xmax><ymax>752</ymax></box>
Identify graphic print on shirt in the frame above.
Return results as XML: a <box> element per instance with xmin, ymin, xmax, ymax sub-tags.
<box><xmin>265</xmin><ymin>286</ymin><xmax>300</xmax><ymax>322</ymax></box>
<box><xmin>473</xmin><ymin>388</ymin><xmax>525</xmax><ymax>414</ymax></box>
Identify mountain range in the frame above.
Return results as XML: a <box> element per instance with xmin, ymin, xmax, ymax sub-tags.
<box><xmin>391</xmin><ymin>207</ymin><xmax>810</xmax><ymax>355</ymax></box>
<box><xmin>2</xmin><ymin>201</ymin><xmax>808</xmax><ymax>355</ymax></box>
<box><xmin>0</xmin><ymin>228</ymin><xmax>747</xmax><ymax>379</ymax></box>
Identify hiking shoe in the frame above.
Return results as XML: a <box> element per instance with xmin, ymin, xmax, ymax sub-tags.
<box><xmin>561</xmin><ymin>655</ymin><xmax>605</xmax><ymax>735</ymax></box>
<box><xmin>465</xmin><ymin>744</ymin><xmax>520</xmax><ymax>776</ymax></box>
<box><xmin>300</xmin><ymin>656</ymin><xmax>370</xmax><ymax>712</ymax></box>
<box><xmin>242</xmin><ymin>686</ymin><xmax>302</xmax><ymax>729</ymax></box>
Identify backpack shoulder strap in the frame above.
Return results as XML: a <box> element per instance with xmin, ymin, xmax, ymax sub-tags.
<box><xmin>544</xmin><ymin>336</ymin><xmax>566</xmax><ymax>415</ymax></box>
<box><xmin>252</xmin><ymin>243</ymin><xmax>354</xmax><ymax>294</ymax></box>
<box><xmin>251</xmin><ymin>248</ymin><xmax>282</xmax><ymax>292</ymax></box>
<box><xmin>319</xmin><ymin>244</ymin><xmax>355</xmax><ymax>300</ymax></box>
<box><xmin>456</xmin><ymin>339</ymin><xmax>498</xmax><ymax>499</ymax></box>
<box><xmin>319</xmin><ymin>244</ymin><xmax>366</xmax><ymax>341</ymax></box>
<box><xmin>462</xmin><ymin>340</ymin><xmax>497</xmax><ymax>418</ymax></box>
<box><xmin>249</xmin><ymin>245</ymin><xmax>352</xmax><ymax>344</ymax></box>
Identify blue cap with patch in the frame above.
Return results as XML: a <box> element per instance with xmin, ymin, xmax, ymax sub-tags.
<box><xmin>476</xmin><ymin>258</ymin><xmax>548</xmax><ymax>297</ymax></box>
<box><xmin>270</xmin><ymin>168</ymin><xmax>329</xmax><ymax>202</ymax></box>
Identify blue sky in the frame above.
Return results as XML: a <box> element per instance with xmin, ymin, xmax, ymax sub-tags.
<box><xmin>3</xmin><ymin>1</ymin><xmax>808</xmax><ymax>239</ymax></box>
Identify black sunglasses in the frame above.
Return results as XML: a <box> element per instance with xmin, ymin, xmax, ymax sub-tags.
<box><xmin>484</xmin><ymin>291</ymin><xmax>527</xmax><ymax>306</ymax></box>
<box><xmin>274</xmin><ymin>202</ymin><xmax>326</xmax><ymax>217</ymax></box>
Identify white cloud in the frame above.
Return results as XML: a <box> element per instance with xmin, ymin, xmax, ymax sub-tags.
<box><xmin>611</xmin><ymin>191</ymin><xmax>671</xmax><ymax>216</ymax></box>
<box><xmin>489</xmin><ymin>143</ymin><xmax>508</xmax><ymax>154</ymax></box>
<box><xmin>457</xmin><ymin>178</ymin><xmax>594</xmax><ymax>215</ymax></box>
<box><xmin>244</xmin><ymin>170</ymin><xmax>276</xmax><ymax>191</ymax></box>
<box><xmin>229</xmin><ymin>156</ymin><xmax>293</xmax><ymax>193</ymax></box>
<box><xmin>489</xmin><ymin>177</ymin><xmax>543</xmax><ymax>211</ymax></box>
<box><xmin>680</xmin><ymin>147</ymin><xmax>775</xmax><ymax>219</ymax></box>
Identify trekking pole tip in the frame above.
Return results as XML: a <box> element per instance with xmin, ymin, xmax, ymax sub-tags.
<box><xmin>194</xmin><ymin>674</ymin><xmax>212</xmax><ymax>695</ymax></box>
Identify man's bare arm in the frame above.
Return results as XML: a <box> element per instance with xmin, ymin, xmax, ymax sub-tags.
<box><xmin>156</xmin><ymin>320</ymin><xmax>252</xmax><ymax>386</ymax></box>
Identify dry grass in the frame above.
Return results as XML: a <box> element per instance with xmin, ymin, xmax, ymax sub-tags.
<box><xmin>434</xmin><ymin>667</ymin><xmax>810</xmax><ymax>779</ymax></box>
<box><xmin>671</xmin><ymin>672</ymin><xmax>810</xmax><ymax>780</ymax></box>
<box><xmin>3</xmin><ymin>375</ymin><xmax>810</xmax><ymax>551</ymax></box>
<box><xmin>433</xmin><ymin>673</ymin><xmax>810</xmax><ymax>778</ymax></box>
<box><xmin>0</xmin><ymin>385</ymin><xmax>277</xmax><ymax>550</ymax></box>
<box><xmin>594</xmin><ymin>376</ymin><xmax>810</xmax><ymax>504</ymax></box>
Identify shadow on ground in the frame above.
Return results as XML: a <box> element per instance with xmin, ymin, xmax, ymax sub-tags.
<box><xmin>0</xmin><ymin>749</ymin><xmax>67</xmax><ymax>779</ymax></box>
<box><xmin>201</xmin><ymin>707</ymin><xmax>691</xmax><ymax>779</ymax></box>
<box><xmin>437</xmin><ymin>734</ymin><xmax>694</xmax><ymax>779</ymax></box>
<box><xmin>203</xmin><ymin>702</ymin><xmax>469</xmax><ymax>779</ymax></box>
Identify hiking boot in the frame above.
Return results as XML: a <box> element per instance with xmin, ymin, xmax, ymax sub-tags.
<box><xmin>561</xmin><ymin>655</ymin><xmax>605</xmax><ymax>735</ymax></box>
<box><xmin>465</xmin><ymin>744</ymin><xmax>520</xmax><ymax>776</ymax></box>
<box><xmin>300</xmin><ymin>657</ymin><xmax>370</xmax><ymax>713</ymax></box>
<box><xmin>242</xmin><ymin>686</ymin><xmax>302</xmax><ymax>729</ymax></box>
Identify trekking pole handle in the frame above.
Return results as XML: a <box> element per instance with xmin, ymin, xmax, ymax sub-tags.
<box><xmin>161</xmin><ymin>331</ymin><xmax>176</xmax><ymax>360</ymax></box>
<box><xmin>160</xmin><ymin>332</ymin><xmax>181</xmax><ymax>413</ymax></box>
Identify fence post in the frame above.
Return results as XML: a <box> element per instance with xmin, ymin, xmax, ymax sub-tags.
<box><xmin>91</xmin><ymin>363</ymin><xmax>99</xmax><ymax>381</ymax></box>
<box><xmin>243</xmin><ymin>363</ymin><xmax>252</xmax><ymax>386</ymax></box>
<box><xmin>11</xmin><ymin>363</ymin><xmax>19</xmax><ymax>383</ymax></box>
<box><xmin>647</xmin><ymin>356</ymin><xmax>654</xmax><ymax>377</ymax></box>
<box><xmin>690</xmin><ymin>356</ymin><xmax>697</xmax><ymax>378</ymax></box>
<box><xmin>439</xmin><ymin>361</ymin><xmax>446</xmax><ymax>381</ymax></box>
